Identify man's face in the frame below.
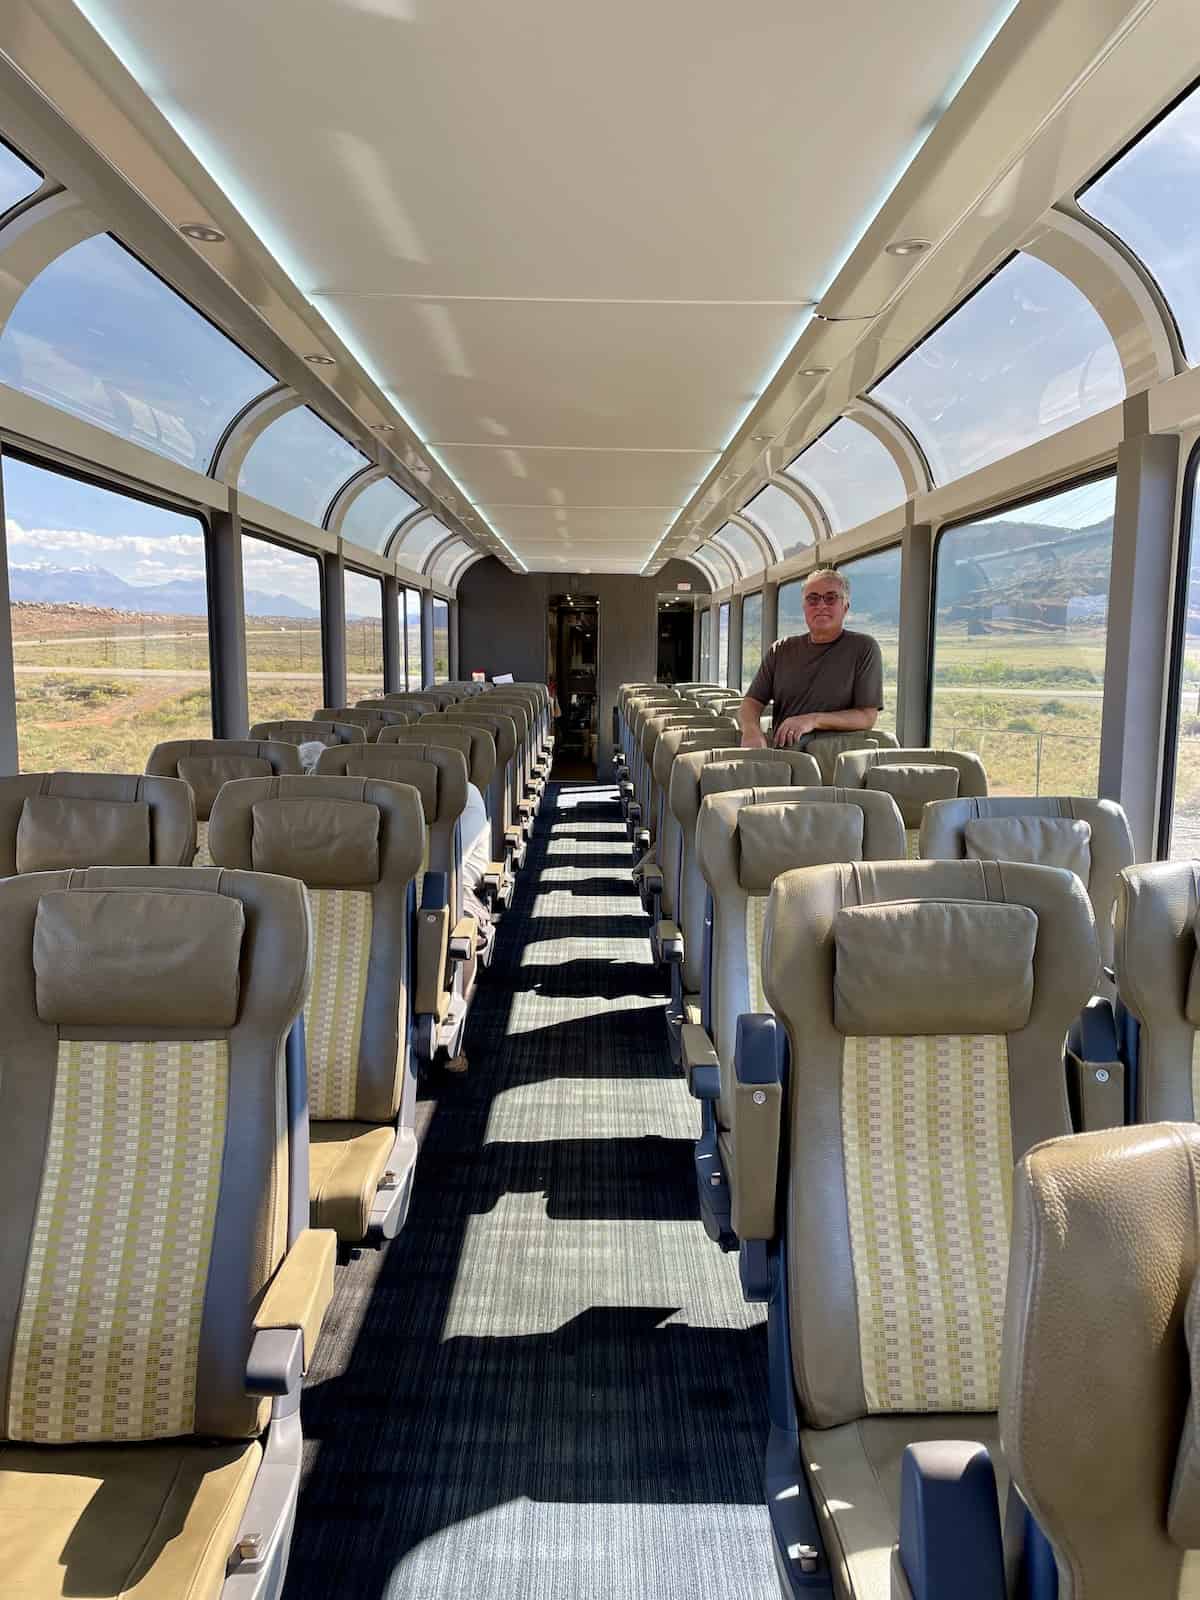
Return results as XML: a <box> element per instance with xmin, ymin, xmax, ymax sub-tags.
<box><xmin>803</xmin><ymin>579</ymin><xmax>849</xmax><ymax>643</ymax></box>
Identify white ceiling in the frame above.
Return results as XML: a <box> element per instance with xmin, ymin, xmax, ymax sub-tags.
<box><xmin>64</xmin><ymin>0</ymin><xmax>1010</xmax><ymax>570</ymax></box>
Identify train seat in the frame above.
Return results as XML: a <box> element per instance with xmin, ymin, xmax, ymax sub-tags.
<box><xmin>435</xmin><ymin>706</ymin><xmax>526</xmax><ymax>866</ymax></box>
<box><xmin>314</xmin><ymin>705</ymin><xmax>389</xmax><ymax>740</ymax></box>
<box><xmin>377</xmin><ymin>693</ymin><xmax>447</xmax><ymax>718</ymax></box>
<box><xmin>636</xmin><ymin>727</ymin><xmax>751</xmax><ymax>922</ymax></box>
<box><xmin>0</xmin><ymin>865</ymin><xmax>334</xmax><ymax>1600</ymax></box>
<box><xmin>249</xmin><ymin>716</ymin><xmax>368</xmax><ymax>747</ymax></box>
<box><xmin>0</xmin><ymin>770</ymin><xmax>196</xmax><ymax>873</ymax></box>
<box><xmin>656</xmin><ymin>748</ymin><xmax>822</xmax><ymax>1052</ymax></box>
<box><xmin>313</xmin><ymin>742</ymin><xmax>480</xmax><ymax>1051</ymax></box>
<box><xmin>353</xmin><ymin>699</ymin><xmax>424</xmax><ymax>728</ymax></box>
<box><xmin>689</xmin><ymin>786</ymin><xmax>906</xmax><ymax>1245</ymax></box>
<box><xmin>1000</xmin><ymin>1122</ymin><xmax>1200</xmax><ymax>1600</ymax></box>
<box><xmin>797</xmin><ymin>728</ymin><xmax>900</xmax><ymax>783</ymax></box>
<box><xmin>833</xmin><ymin>745</ymin><xmax>987</xmax><ymax>856</ymax></box>
<box><xmin>1112</xmin><ymin>862</ymin><xmax>1200</xmax><ymax>1125</ymax></box>
<box><xmin>752</xmin><ymin>858</ymin><xmax>1097</xmax><ymax>1598</ymax></box>
<box><xmin>485</xmin><ymin>693</ymin><xmax>544</xmax><ymax>809</ymax></box>
<box><xmin>146</xmin><ymin>737</ymin><xmax>300</xmax><ymax>863</ymax></box>
<box><xmin>616</xmin><ymin>693</ymin><xmax>678</xmax><ymax>811</ymax></box>
<box><xmin>208</xmin><ymin>775</ymin><xmax>426</xmax><ymax>1243</ymax></box>
<box><xmin>630</xmin><ymin>708</ymin><xmax>735</xmax><ymax>847</ymax></box>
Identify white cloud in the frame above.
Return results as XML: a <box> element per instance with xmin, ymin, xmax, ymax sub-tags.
<box><xmin>5</xmin><ymin>521</ymin><xmax>202</xmax><ymax>559</ymax></box>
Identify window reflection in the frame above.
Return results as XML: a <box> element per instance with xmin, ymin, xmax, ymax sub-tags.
<box><xmin>872</xmin><ymin>254</ymin><xmax>1124</xmax><ymax>484</ymax></box>
<box><xmin>392</xmin><ymin>512</ymin><xmax>450</xmax><ymax>568</ymax></box>
<box><xmin>713</xmin><ymin>521</ymin><xmax>762</xmax><ymax>577</ymax></box>
<box><xmin>432</xmin><ymin>598</ymin><xmax>449</xmax><ymax>682</ymax></box>
<box><xmin>240</xmin><ymin>407</ymin><xmax>367</xmax><ymax>528</ymax></box>
<box><xmin>341</xmin><ymin>476</ymin><xmax>421</xmax><ymax>553</ymax></box>
<box><xmin>741</xmin><ymin>592</ymin><xmax>763</xmax><ymax>691</ymax></box>
<box><xmin>3</xmin><ymin>457</ymin><xmax>212</xmax><ymax>770</ymax></box>
<box><xmin>784</xmin><ymin>418</ymin><xmax>905</xmax><ymax>533</ymax></box>
<box><xmin>242</xmin><ymin>534</ymin><xmax>323</xmax><ymax>724</ymax></box>
<box><xmin>838</xmin><ymin>546</ymin><xmax>901</xmax><ymax>734</ymax></box>
<box><xmin>741</xmin><ymin>483</ymin><xmax>813</xmax><ymax>558</ymax></box>
<box><xmin>931</xmin><ymin>476</ymin><xmax>1115</xmax><ymax>795</ymax></box>
<box><xmin>778</xmin><ymin>578</ymin><xmax>806</xmax><ymax>641</ymax></box>
<box><xmin>699</xmin><ymin>609</ymin><xmax>711</xmax><ymax>678</ymax></box>
<box><xmin>344</xmin><ymin>569</ymin><xmax>384</xmax><ymax>695</ymax></box>
<box><xmin>0</xmin><ymin>236</ymin><xmax>271</xmax><ymax>471</ymax></box>
<box><xmin>717</xmin><ymin>601</ymin><xmax>730</xmax><ymax>685</ymax></box>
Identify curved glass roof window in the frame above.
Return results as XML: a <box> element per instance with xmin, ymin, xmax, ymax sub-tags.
<box><xmin>712</xmin><ymin>521</ymin><xmax>764</xmax><ymax>578</ymax></box>
<box><xmin>429</xmin><ymin>537</ymin><xmax>473</xmax><ymax>587</ymax></box>
<box><xmin>238</xmin><ymin>406</ymin><xmax>368</xmax><ymax>527</ymax></box>
<box><xmin>870</xmin><ymin>253</ymin><xmax>1125</xmax><ymax>485</ymax></box>
<box><xmin>784</xmin><ymin>418</ymin><xmax>906</xmax><ymax>533</ymax></box>
<box><xmin>1078</xmin><ymin>84</ymin><xmax>1200</xmax><ymax>363</ymax></box>
<box><xmin>392</xmin><ymin>512</ymin><xmax>453</xmax><ymax>569</ymax></box>
<box><xmin>741</xmin><ymin>482</ymin><xmax>813</xmax><ymax>558</ymax></box>
<box><xmin>0</xmin><ymin>235</ymin><xmax>272</xmax><ymax>471</ymax></box>
<box><xmin>0</xmin><ymin>139</ymin><xmax>42</xmax><ymax>215</ymax></box>
<box><xmin>699</xmin><ymin>541</ymin><xmax>737</xmax><ymax>589</ymax></box>
<box><xmin>339</xmin><ymin>475</ymin><xmax>421</xmax><ymax>553</ymax></box>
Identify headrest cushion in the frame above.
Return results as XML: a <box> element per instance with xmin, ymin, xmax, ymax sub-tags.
<box><xmin>703</xmin><ymin>759</ymin><xmax>800</xmax><ymax>798</ymax></box>
<box><xmin>178</xmin><ymin>754</ymin><xmax>271</xmax><ymax>819</ymax></box>
<box><xmin>833</xmin><ymin>899</ymin><xmax>1037</xmax><ymax>1034</ymax></box>
<box><xmin>865</xmin><ymin>763</ymin><xmax>961</xmax><ymax>827</ymax></box>
<box><xmin>33</xmin><ymin>888</ymin><xmax>243</xmax><ymax>1026</ymax></box>
<box><xmin>251</xmin><ymin>798</ymin><xmax>381</xmax><ymax>887</ymax></box>
<box><xmin>739</xmin><ymin>802</ymin><xmax>865</xmax><ymax>892</ymax></box>
<box><xmin>964</xmin><ymin>815</ymin><xmax>1092</xmax><ymax>882</ymax></box>
<box><xmin>16</xmin><ymin>796</ymin><xmax>151</xmax><ymax>874</ymax></box>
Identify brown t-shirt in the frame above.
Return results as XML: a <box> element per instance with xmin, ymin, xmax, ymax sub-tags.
<box><xmin>746</xmin><ymin>630</ymin><xmax>884</xmax><ymax>723</ymax></box>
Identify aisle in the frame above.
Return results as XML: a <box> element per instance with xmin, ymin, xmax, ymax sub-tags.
<box><xmin>283</xmin><ymin>781</ymin><xmax>777</xmax><ymax>1599</ymax></box>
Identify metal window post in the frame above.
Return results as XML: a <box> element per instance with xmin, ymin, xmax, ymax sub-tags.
<box><xmin>896</xmin><ymin>520</ymin><xmax>934</xmax><ymax>748</ymax></box>
<box><xmin>322</xmin><ymin>546</ymin><xmax>347</xmax><ymax>708</ymax></box>
<box><xmin>382</xmin><ymin>575</ymin><xmax>402</xmax><ymax>693</ymax></box>
<box><xmin>208</xmin><ymin>504</ymin><xmax>249</xmax><ymax>738</ymax></box>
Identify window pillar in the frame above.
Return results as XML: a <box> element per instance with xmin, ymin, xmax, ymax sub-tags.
<box><xmin>208</xmin><ymin>506</ymin><xmax>249</xmax><ymax>738</ymax></box>
<box><xmin>0</xmin><ymin>452</ymin><xmax>18</xmax><ymax>773</ymax></box>
<box><xmin>421</xmin><ymin>591</ymin><xmax>434</xmax><ymax>689</ymax></box>
<box><xmin>896</xmin><ymin>520</ymin><xmax>934</xmax><ymax>747</ymax></box>
<box><xmin>323</xmin><ymin>546</ymin><xmax>347</xmax><ymax>707</ymax></box>
<box><xmin>382</xmin><ymin>575</ymin><xmax>403</xmax><ymax>693</ymax></box>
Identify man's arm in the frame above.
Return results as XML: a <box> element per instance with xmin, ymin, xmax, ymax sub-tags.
<box><xmin>738</xmin><ymin>695</ymin><xmax>768</xmax><ymax>749</ymax></box>
<box><xmin>773</xmin><ymin>706</ymin><xmax>877</xmax><ymax>745</ymax></box>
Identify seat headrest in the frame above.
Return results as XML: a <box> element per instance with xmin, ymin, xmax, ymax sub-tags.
<box><xmin>178</xmin><ymin>755</ymin><xmax>272</xmax><ymax>819</ymax></box>
<box><xmin>208</xmin><ymin>775</ymin><xmax>425</xmax><ymax>890</ymax></box>
<box><xmin>16</xmin><ymin>794</ymin><xmax>152</xmax><ymax>873</ymax></box>
<box><xmin>313</xmin><ymin>743</ymin><xmax>468</xmax><ymax>821</ymax></box>
<box><xmin>964</xmin><ymin>815</ymin><xmax>1092</xmax><ymax>881</ymax></box>
<box><xmin>864</xmin><ymin>763</ymin><xmax>961</xmax><ymax>827</ymax></box>
<box><xmin>700</xmin><ymin>752</ymin><xmax>820</xmax><ymax>797</ymax></box>
<box><xmin>834</xmin><ymin>899</ymin><xmax>1037</xmax><ymax>1033</ymax></box>
<box><xmin>33</xmin><ymin>886</ymin><xmax>244</xmax><ymax>1026</ymax></box>
<box><xmin>739</xmin><ymin>802</ymin><xmax>866</xmax><ymax>891</ymax></box>
<box><xmin>248</xmin><ymin>719</ymin><xmax>366</xmax><ymax>745</ymax></box>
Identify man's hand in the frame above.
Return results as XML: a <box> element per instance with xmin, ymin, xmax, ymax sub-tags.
<box><xmin>772</xmin><ymin>714</ymin><xmax>820</xmax><ymax>747</ymax></box>
<box><xmin>741</xmin><ymin>725</ymin><xmax>768</xmax><ymax>750</ymax></box>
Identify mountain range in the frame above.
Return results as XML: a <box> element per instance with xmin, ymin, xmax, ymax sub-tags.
<box><xmin>9</xmin><ymin>560</ymin><xmax>321</xmax><ymax>620</ymax></box>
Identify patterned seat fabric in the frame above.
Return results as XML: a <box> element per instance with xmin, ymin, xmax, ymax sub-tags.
<box><xmin>0</xmin><ymin>771</ymin><xmax>196</xmax><ymax>875</ymax></box>
<box><xmin>832</xmin><ymin>745</ymin><xmax>987</xmax><ymax>859</ymax></box>
<box><xmin>1115</xmin><ymin>862</ymin><xmax>1200</xmax><ymax>1123</ymax></box>
<box><xmin>0</xmin><ymin>864</ymin><xmax>333</xmax><ymax>1596</ymax></box>
<box><xmin>760</xmin><ymin>858</ymin><xmax>1098</xmax><ymax>1599</ymax></box>
<box><xmin>146</xmin><ymin>737</ymin><xmax>300</xmax><ymax>864</ymax></box>
<box><xmin>209</xmin><ymin>775</ymin><xmax>426</xmax><ymax>1242</ymax></box>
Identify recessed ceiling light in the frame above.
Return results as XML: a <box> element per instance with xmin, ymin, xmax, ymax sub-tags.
<box><xmin>750</xmin><ymin>434</ymin><xmax>773</xmax><ymax>443</ymax></box>
<box><xmin>799</xmin><ymin>366</ymin><xmax>830</xmax><ymax>377</ymax></box>
<box><xmin>371</xmin><ymin>422</ymin><xmax>395</xmax><ymax>433</ymax></box>
<box><xmin>304</xmin><ymin>353</ymin><xmax>336</xmax><ymax>366</ymax></box>
<box><xmin>886</xmin><ymin>238</ymin><xmax>931</xmax><ymax>257</ymax></box>
<box><xmin>179</xmin><ymin>222</ymin><xmax>225</xmax><ymax>243</ymax></box>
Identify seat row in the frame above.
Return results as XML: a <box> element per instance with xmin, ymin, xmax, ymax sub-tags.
<box><xmin>616</xmin><ymin>679</ymin><xmax>1198</xmax><ymax>1598</ymax></box>
<box><xmin>0</xmin><ymin>683</ymin><xmax>550</xmax><ymax>1600</ymax></box>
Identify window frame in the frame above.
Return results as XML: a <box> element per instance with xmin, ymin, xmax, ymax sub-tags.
<box><xmin>0</xmin><ymin>135</ymin><xmax>44</xmax><ymax>215</ymax></box>
<box><xmin>1156</xmin><ymin>436</ymin><xmax>1200</xmax><ymax>856</ymax></box>
<box><xmin>927</xmin><ymin>465</ymin><xmax>1118</xmax><ymax>776</ymax></box>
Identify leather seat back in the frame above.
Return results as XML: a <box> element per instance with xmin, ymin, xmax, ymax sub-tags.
<box><xmin>380</xmin><ymin>722</ymin><xmax>497</xmax><ymax>793</ymax></box>
<box><xmin>354</xmin><ymin>700</ymin><xmax>422</xmax><ymax>727</ymax></box>
<box><xmin>209</xmin><ymin>776</ymin><xmax>424</xmax><ymax>1125</ymax></box>
<box><xmin>762</xmin><ymin>858</ymin><xmax>1097</xmax><ymax>1428</ymax></box>
<box><xmin>0</xmin><ymin>863</ymin><xmax>310</xmax><ymax>1443</ymax></box>
<box><xmin>147</xmin><ymin>737</ymin><xmax>301</xmax><ymax>862</ymax></box>
<box><xmin>642</xmin><ymin>711</ymin><xmax>736</xmax><ymax>841</ymax></box>
<box><xmin>834</xmin><ymin>745</ymin><xmax>987</xmax><ymax>850</ymax></box>
<box><xmin>697</xmin><ymin>786</ymin><xmax>906</xmax><ymax>1116</ymax></box>
<box><xmin>923</xmin><ymin>795</ymin><xmax>1132</xmax><ymax>980</ymax></box>
<box><xmin>0</xmin><ymin>772</ymin><xmax>196</xmax><ymax>875</ymax></box>
<box><xmin>669</xmin><ymin>750</ymin><xmax>822</xmax><ymax>992</ymax></box>
<box><xmin>250</xmin><ymin>717</ymin><xmax>366</xmax><ymax>747</ymax></box>
<box><xmin>800</xmin><ymin>728</ymin><xmax>899</xmax><ymax>783</ymax></box>
<box><xmin>1115</xmin><ymin>863</ymin><xmax>1200</xmax><ymax>1121</ymax></box>
<box><xmin>1003</xmin><ymin>1122</ymin><xmax>1200</xmax><ymax>1599</ymax></box>
<box><xmin>315</xmin><ymin>706</ymin><xmax>389</xmax><ymax>740</ymax></box>
<box><xmin>426</xmin><ymin>709</ymin><xmax>519</xmax><ymax>860</ymax></box>
<box><xmin>652</xmin><ymin>730</ymin><xmax>752</xmax><ymax>919</ymax></box>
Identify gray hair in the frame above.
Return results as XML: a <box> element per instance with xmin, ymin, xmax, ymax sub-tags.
<box><xmin>803</xmin><ymin>566</ymin><xmax>850</xmax><ymax>602</ymax></box>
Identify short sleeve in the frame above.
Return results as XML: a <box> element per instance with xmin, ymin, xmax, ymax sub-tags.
<box><xmin>853</xmin><ymin>636</ymin><xmax>884</xmax><ymax>709</ymax></box>
<box><xmin>745</xmin><ymin>645</ymin><xmax>776</xmax><ymax>705</ymax></box>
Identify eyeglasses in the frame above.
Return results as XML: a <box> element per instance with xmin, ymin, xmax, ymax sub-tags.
<box><xmin>803</xmin><ymin>590</ymin><xmax>845</xmax><ymax>607</ymax></box>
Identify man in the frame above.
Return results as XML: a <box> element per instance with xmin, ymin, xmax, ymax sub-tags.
<box><xmin>739</xmin><ymin>567</ymin><xmax>883</xmax><ymax>749</ymax></box>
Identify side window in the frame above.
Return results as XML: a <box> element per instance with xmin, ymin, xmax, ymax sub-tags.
<box><xmin>778</xmin><ymin>578</ymin><xmax>805</xmax><ymax>640</ymax></box>
<box><xmin>838</xmin><ymin>546</ymin><xmax>901</xmax><ymax>735</ymax></box>
<box><xmin>242</xmin><ymin>534</ymin><xmax>323</xmax><ymax>723</ymax></box>
<box><xmin>405</xmin><ymin>588</ymin><xmax>423</xmax><ymax>688</ymax></box>
<box><xmin>432</xmin><ymin>598</ymin><xmax>449</xmax><ymax>683</ymax></box>
<box><xmin>699</xmin><ymin>608</ymin><xmax>711</xmax><ymax>677</ymax></box>
<box><xmin>741</xmin><ymin>592</ymin><xmax>763</xmax><ymax>690</ymax></box>
<box><xmin>3</xmin><ymin>456</ymin><xmax>212</xmax><ymax>770</ymax></box>
<box><xmin>344</xmin><ymin>569</ymin><xmax>384</xmax><ymax>698</ymax></box>
<box><xmin>1163</xmin><ymin>450</ymin><xmax>1200</xmax><ymax>858</ymax></box>
<box><xmin>717</xmin><ymin>601</ymin><xmax>730</xmax><ymax>685</ymax></box>
<box><xmin>931</xmin><ymin>476</ymin><xmax>1115</xmax><ymax>795</ymax></box>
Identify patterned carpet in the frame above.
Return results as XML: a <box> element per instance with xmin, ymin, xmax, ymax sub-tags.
<box><xmin>283</xmin><ymin>781</ymin><xmax>777</xmax><ymax>1600</ymax></box>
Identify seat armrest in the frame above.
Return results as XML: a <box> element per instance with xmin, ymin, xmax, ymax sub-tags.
<box><xmin>417</xmin><ymin>904</ymin><xmax>450</xmax><ymax>1017</ymax></box>
<box><xmin>633</xmin><ymin>827</ymin><xmax>651</xmax><ymax>851</ymax></box>
<box><xmin>249</xmin><ymin>1226</ymin><xmax>337</xmax><ymax>1382</ymax></box>
<box><xmin>682</xmin><ymin>1023</ymin><xmax>720</xmax><ymax>1100</ymax></box>
<box><xmin>898</xmin><ymin>1441</ymin><xmax>1006</xmax><ymax>1600</ymax></box>
<box><xmin>654</xmin><ymin>919</ymin><xmax>683</xmax><ymax>966</ymax></box>
<box><xmin>731</xmin><ymin>1014</ymin><xmax>783</xmax><ymax>1241</ymax></box>
<box><xmin>639</xmin><ymin>862</ymin><xmax>664</xmax><ymax>892</ymax></box>
<box><xmin>448</xmin><ymin>915</ymin><xmax>478</xmax><ymax>962</ymax></box>
<box><xmin>1066</xmin><ymin>996</ymin><xmax>1125</xmax><ymax>1132</ymax></box>
<box><xmin>481</xmin><ymin>864</ymin><xmax>506</xmax><ymax>908</ymax></box>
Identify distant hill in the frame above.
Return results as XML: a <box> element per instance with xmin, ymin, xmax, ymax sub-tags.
<box><xmin>9</xmin><ymin>561</ymin><xmax>320</xmax><ymax>620</ymax></box>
